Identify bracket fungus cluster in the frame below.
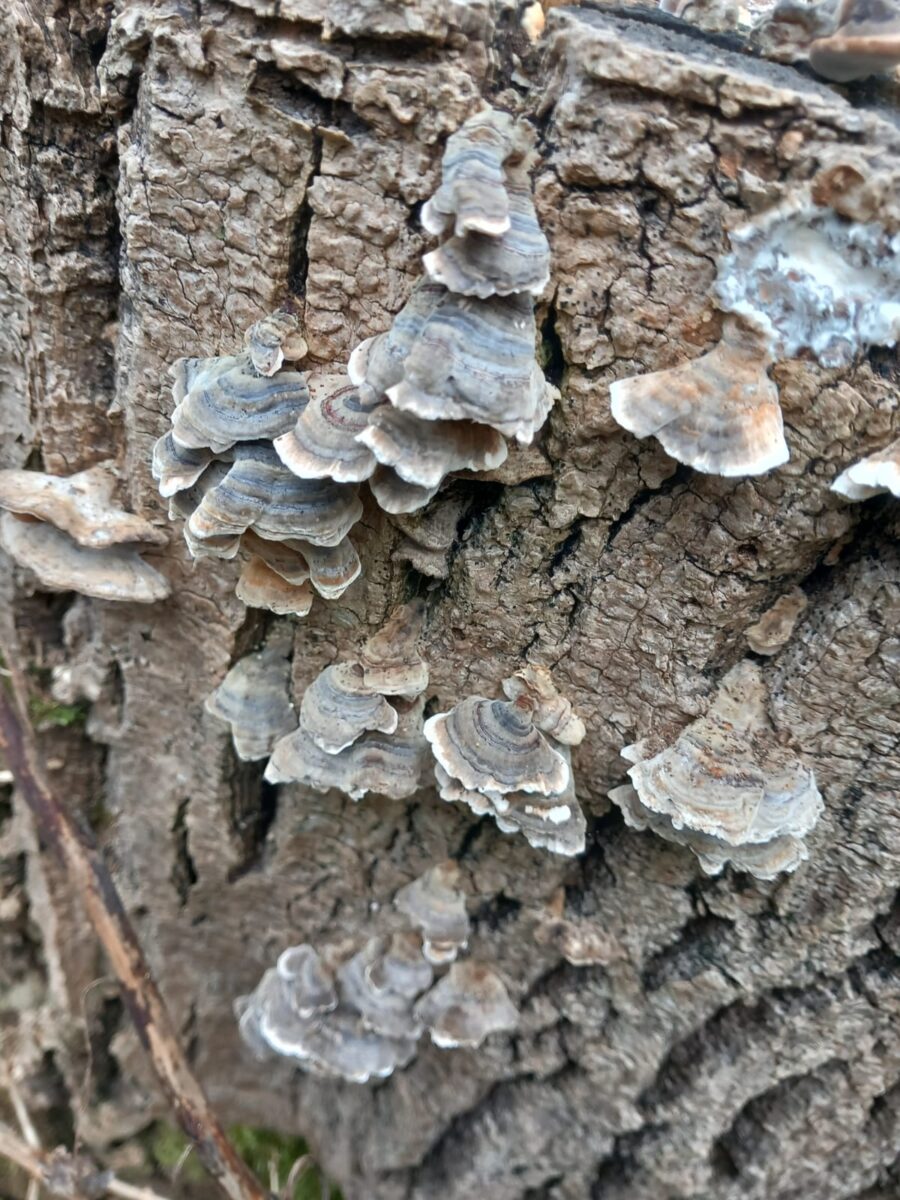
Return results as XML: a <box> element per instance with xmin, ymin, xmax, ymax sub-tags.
<box><xmin>0</xmin><ymin>464</ymin><xmax>169</xmax><ymax>603</ymax></box>
<box><xmin>756</xmin><ymin>0</ymin><xmax>900</xmax><ymax>82</ymax></box>
<box><xmin>153</xmin><ymin>312</ymin><xmax>363</xmax><ymax>616</ymax></box>
<box><xmin>205</xmin><ymin>630</ymin><xmax>295</xmax><ymax>762</ymax></box>
<box><xmin>344</xmin><ymin>107</ymin><xmax>557</xmax><ymax>515</ymax></box>
<box><xmin>265</xmin><ymin>602</ymin><xmax>430</xmax><ymax>801</ymax></box>
<box><xmin>426</xmin><ymin>666</ymin><xmax>587</xmax><ymax>857</ymax></box>
<box><xmin>236</xmin><ymin>861</ymin><xmax>518</xmax><ymax>1082</ymax></box>
<box><xmin>609</xmin><ymin>662</ymin><xmax>824</xmax><ymax>881</ymax></box>
<box><xmin>611</xmin><ymin>163</ymin><xmax>900</xmax><ymax>478</ymax></box>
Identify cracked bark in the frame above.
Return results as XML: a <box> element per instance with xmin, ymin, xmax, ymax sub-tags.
<box><xmin>1</xmin><ymin>2</ymin><xmax>899</xmax><ymax>1199</ymax></box>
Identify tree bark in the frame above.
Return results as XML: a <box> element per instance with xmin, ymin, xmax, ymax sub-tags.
<box><xmin>2</xmin><ymin>2</ymin><xmax>899</xmax><ymax>1199</ymax></box>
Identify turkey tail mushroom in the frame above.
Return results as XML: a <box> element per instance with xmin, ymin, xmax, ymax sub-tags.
<box><xmin>393</xmin><ymin>861</ymin><xmax>470</xmax><ymax>966</ymax></box>
<box><xmin>274</xmin><ymin>374</ymin><xmax>380</xmax><ymax>483</ymax></box>
<box><xmin>358</xmin><ymin>408</ymin><xmax>508</xmax><ymax>491</ymax></box>
<box><xmin>244</xmin><ymin>310</ymin><xmax>308</xmax><ymax>377</ymax></box>
<box><xmin>831</xmin><ymin>435</ymin><xmax>900</xmax><ymax>499</ymax></box>
<box><xmin>236</xmin><ymin>557</ymin><xmax>314</xmax><ymax>616</ymax></box>
<box><xmin>413</xmin><ymin>962</ymin><xmax>519</xmax><ymax>1048</ymax></box>
<box><xmin>299</xmin><ymin>663</ymin><xmax>399</xmax><ymax>754</ymax></box>
<box><xmin>358</xmin><ymin>600</ymin><xmax>429</xmax><ymax>698</ymax></box>
<box><xmin>205</xmin><ymin>642</ymin><xmax>296</xmax><ymax>762</ymax></box>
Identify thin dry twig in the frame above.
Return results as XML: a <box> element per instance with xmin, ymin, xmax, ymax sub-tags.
<box><xmin>0</xmin><ymin>636</ymin><xmax>269</xmax><ymax>1200</ymax></box>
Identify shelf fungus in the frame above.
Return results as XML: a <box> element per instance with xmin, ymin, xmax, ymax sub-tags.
<box><xmin>393</xmin><ymin>861</ymin><xmax>471</xmax><ymax>965</ymax></box>
<box><xmin>205</xmin><ymin>639</ymin><xmax>295</xmax><ymax>761</ymax></box>
<box><xmin>357</xmin><ymin>599</ymin><xmax>429</xmax><ymax>698</ymax></box>
<box><xmin>0</xmin><ymin>465</ymin><xmax>169</xmax><ymax>603</ymax></box>
<box><xmin>413</xmin><ymin>961</ymin><xmax>519</xmax><ymax>1049</ymax></box>
<box><xmin>348</xmin><ymin>107</ymin><xmax>557</xmax><ymax>515</ymax></box>
<box><xmin>425</xmin><ymin>672</ymin><xmax>587</xmax><ymax>857</ymax></box>
<box><xmin>609</xmin><ymin>661</ymin><xmax>824</xmax><ymax>880</ymax></box>
<box><xmin>299</xmin><ymin>664</ymin><xmax>399</xmax><ymax>754</ymax></box>
<box><xmin>756</xmin><ymin>0</ymin><xmax>900</xmax><ymax>81</ymax></box>
<box><xmin>156</xmin><ymin>313</ymin><xmax>366</xmax><ymax>618</ymax></box>
<box><xmin>609</xmin><ymin>315</ymin><xmax>789</xmax><ymax>477</ymax></box>
<box><xmin>336</xmin><ymin>935</ymin><xmax>433</xmax><ymax>1041</ymax></box>
<box><xmin>831</xmin><ymin>435</ymin><xmax>900</xmax><ymax>499</ymax></box>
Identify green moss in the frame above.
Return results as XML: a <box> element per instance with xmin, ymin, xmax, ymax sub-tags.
<box><xmin>147</xmin><ymin>1121</ymin><xmax>340</xmax><ymax>1198</ymax></box>
<box><xmin>27</xmin><ymin>696</ymin><xmax>87</xmax><ymax>728</ymax></box>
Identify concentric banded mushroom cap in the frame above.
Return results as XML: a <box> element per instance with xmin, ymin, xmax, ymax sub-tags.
<box><xmin>348</xmin><ymin>281</ymin><xmax>446</xmax><ymax>402</ymax></box>
<box><xmin>489</xmin><ymin>748</ymin><xmax>587</xmax><ymax>858</ymax></box>
<box><xmin>244</xmin><ymin>311</ymin><xmax>308</xmax><ymax>377</ymax></box>
<box><xmin>239</xmin><ymin>530</ymin><xmax>310</xmax><ymax>585</ymax></box>
<box><xmin>423</xmin><ymin>170</ymin><xmax>550</xmax><ymax>299</ymax></box>
<box><xmin>336</xmin><ymin>938</ymin><xmax>426</xmax><ymax>1040</ymax></box>
<box><xmin>425</xmin><ymin>696</ymin><xmax>570</xmax><ymax>797</ymax></box>
<box><xmin>420</xmin><ymin>108</ymin><xmax>524</xmax><ymax>238</ymax></box>
<box><xmin>183</xmin><ymin>526</ymin><xmax>242</xmax><ymax>562</ymax></box>
<box><xmin>413</xmin><ymin>962</ymin><xmax>519</xmax><ymax>1049</ymax></box>
<box><xmin>358</xmin><ymin>600</ymin><xmax>429</xmax><ymax>698</ymax></box>
<box><xmin>299</xmin><ymin>663</ymin><xmax>399</xmax><ymax>755</ymax></box>
<box><xmin>609</xmin><ymin>316</ymin><xmax>788</xmax><ymax>477</ymax></box>
<box><xmin>365</xmin><ymin>931</ymin><xmax>434</xmax><ymax>1000</ymax></box>
<box><xmin>831</xmin><ymin>435</ymin><xmax>900</xmax><ymax>500</ymax></box>
<box><xmin>236</xmin><ymin>557</ymin><xmax>314</xmax><ymax>616</ymax></box>
<box><xmin>501</xmin><ymin>666</ymin><xmax>586</xmax><ymax>746</ymax></box>
<box><xmin>0</xmin><ymin>464</ymin><xmax>167</xmax><ymax>549</ymax></box>
<box><xmin>274</xmin><ymin>374</ymin><xmax>381</xmax><ymax>484</ymax></box>
<box><xmin>205</xmin><ymin>644</ymin><xmax>296</xmax><ymax>761</ymax></box>
<box><xmin>152</xmin><ymin>433</ymin><xmax>216</xmax><ymax>499</ymax></box>
<box><xmin>386</xmin><ymin>291</ymin><xmax>551</xmax><ymax>445</ymax></box>
<box><xmin>276</xmin><ymin>944</ymin><xmax>338</xmax><ymax>1017</ymax></box>
<box><xmin>369</xmin><ymin>466</ymin><xmax>441</xmax><ymax>514</ymax></box>
<box><xmin>282</xmin><ymin>1006</ymin><xmax>418</xmax><ymax>1083</ymax></box>
<box><xmin>0</xmin><ymin>513</ymin><xmax>170</xmax><ymax>604</ymax></box>
<box><xmin>393</xmin><ymin>861</ymin><xmax>470</xmax><ymax>965</ymax></box>
<box><xmin>296</xmin><ymin>537</ymin><xmax>362</xmax><ymax>600</ymax></box>
<box><xmin>265</xmin><ymin>697</ymin><xmax>427</xmax><ymax>801</ymax></box>
<box><xmin>358</xmin><ymin>407</ymin><xmax>508</xmax><ymax>490</ymax></box>
<box><xmin>170</xmin><ymin>353</ymin><xmax>310</xmax><ymax>453</ymax></box>
<box><xmin>167</xmin><ymin>460</ymin><xmax>231</xmax><ymax>524</ymax></box>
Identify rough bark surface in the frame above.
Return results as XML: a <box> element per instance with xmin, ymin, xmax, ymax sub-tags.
<box><xmin>2</xmin><ymin>2</ymin><xmax>899</xmax><ymax>1198</ymax></box>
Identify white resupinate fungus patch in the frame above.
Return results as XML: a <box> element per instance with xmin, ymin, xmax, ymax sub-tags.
<box><xmin>716</xmin><ymin>204</ymin><xmax>900</xmax><ymax>367</ymax></box>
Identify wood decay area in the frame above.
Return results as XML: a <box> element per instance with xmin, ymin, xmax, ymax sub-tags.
<box><xmin>1</xmin><ymin>2</ymin><xmax>899</xmax><ymax>1199</ymax></box>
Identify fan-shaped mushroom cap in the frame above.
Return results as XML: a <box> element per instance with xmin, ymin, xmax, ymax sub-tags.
<box><xmin>265</xmin><ymin>697</ymin><xmax>427</xmax><ymax>801</ymax></box>
<box><xmin>239</xmin><ymin>530</ymin><xmax>310</xmax><ymax>584</ymax></box>
<box><xmin>184</xmin><ymin>527</ymin><xmax>243</xmax><ymax>561</ymax></box>
<box><xmin>831</xmin><ymin>435</ymin><xmax>900</xmax><ymax>500</ymax></box>
<box><xmin>276</xmin><ymin>944</ymin><xmax>338</xmax><ymax>1017</ymax></box>
<box><xmin>205</xmin><ymin>643</ymin><xmax>296</xmax><ymax>761</ymax></box>
<box><xmin>167</xmin><ymin>460</ymin><xmax>231</xmax><ymax>521</ymax></box>
<box><xmin>369</xmin><ymin>467</ymin><xmax>441</xmax><ymax>515</ymax></box>
<box><xmin>358</xmin><ymin>600</ymin><xmax>429</xmax><ymax>698</ymax></box>
<box><xmin>348</xmin><ymin>281</ymin><xmax>446</xmax><ymax>402</ymax></box>
<box><xmin>387</xmin><ymin>291</ymin><xmax>555</xmax><ymax>445</ymax></box>
<box><xmin>413</xmin><ymin>962</ymin><xmax>519</xmax><ymax>1048</ymax></box>
<box><xmin>425</xmin><ymin>696</ymin><xmax>570</xmax><ymax>798</ymax></box>
<box><xmin>358</xmin><ymin>407</ymin><xmax>508</xmax><ymax>490</ymax></box>
<box><xmin>421</xmin><ymin>108</ymin><xmax>527</xmax><ymax>239</ymax></box>
<box><xmin>236</xmin><ymin>557</ymin><xmax>314</xmax><ymax>616</ymax></box>
<box><xmin>745</xmin><ymin>587</ymin><xmax>808</xmax><ymax>655</ymax></box>
<box><xmin>610</xmin><ymin>316</ymin><xmax>788</xmax><ymax>477</ymax></box>
<box><xmin>0</xmin><ymin>513</ymin><xmax>170</xmax><ymax>603</ymax></box>
<box><xmin>244</xmin><ymin>311</ymin><xmax>308</xmax><ymax>377</ymax></box>
<box><xmin>807</xmin><ymin>0</ymin><xmax>900</xmax><ymax>80</ymax></box>
<box><xmin>423</xmin><ymin>171</ymin><xmax>551</xmax><ymax>299</ymax></box>
<box><xmin>188</xmin><ymin>443</ymin><xmax>363</xmax><ymax>547</ymax></box>
<box><xmin>0</xmin><ymin>464</ymin><xmax>167</xmax><ymax>549</ymax></box>
<box><xmin>299</xmin><ymin>663</ymin><xmax>399</xmax><ymax>755</ymax></box>
<box><xmin>623</xmin><ymin>662</ymin><xmax>823</xmax><ymax>846</ymax></box>
<box><xmin>274</xmin><ymin>374</ymin><xmax>380</xmax><ymax>484</ymax></box>
<box><xmin>393</xmin><ymin>861</ymin><xmax>470</xmax><ymax>965</ymax></box>
<box><xmin>336</xmin><ymin>936</ymin><xmax>430</xmax><ymax>1040</ymax></box>
<box><xmin>152</xmin><ymin>434</ymin><xmax>216</xmax><ymax>499</ymax></box>
<box><xmin>365</xmin><ymin>931</ymin><xmax>434</xmax><ymax>999</ymax></box>
<box><xmin>501</xmin><ymin>666</ymin><xmax>586</xmax><ymax>746</ymax></box>
<box><xmin>170</xmin><ymin>353</ymin><xmax>310</xmax><ymax>453</ymax></box>
<box><xmin>297</xmin><ymin>537</ymin><xmax>362</xmax><ymax>600</ymax></box>
<box><xmin>609</xmin><ymin>783</ymin><xmax>809</xmax><ymax>881</ymax></box>
<box><xmin>491</xmin><ymin>748</ymin><xmax>587</xmax><ymax>858</ymax></box>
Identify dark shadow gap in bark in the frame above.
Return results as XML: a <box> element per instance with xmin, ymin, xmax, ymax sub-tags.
<box><xmin>227</xmin><ymin>760</ymin><xmax>279</xmax><ymax>883</ymax></box>
<box><xmin>171</xmin><ymin>797</ymin><xmax>198</xmax><ymax>905</ymax></box>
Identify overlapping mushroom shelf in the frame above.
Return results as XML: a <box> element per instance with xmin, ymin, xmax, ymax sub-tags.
<box><xmin>236</xmin><ymin>862</ymin><xmax>518</xmax><ymax>1083</ymax></box>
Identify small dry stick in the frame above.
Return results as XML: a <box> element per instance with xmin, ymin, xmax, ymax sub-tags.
<box><xmin>0</xmin><ymin>639</ymin><xmax>269</xmax><ymax>1200</ymax></box>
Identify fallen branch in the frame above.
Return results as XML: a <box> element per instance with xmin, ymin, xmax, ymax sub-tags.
<box><xmin>0</xmin><ymin>638</ymin><xmax>269</xmax><ymax>1200</ymax></box>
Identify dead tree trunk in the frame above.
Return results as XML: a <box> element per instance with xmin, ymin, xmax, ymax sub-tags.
<box><xmin>2</xmin><ymin>2</ymin><xmax>899</xmax><ymax>1198</ymax></box>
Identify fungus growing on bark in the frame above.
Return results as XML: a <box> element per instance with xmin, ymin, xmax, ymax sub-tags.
<box><xmin>152</xmin><ymin>433</ymin><xmax>215</xmax><ymax>499</ymax></box>
<box><xmin>299</xmin><ymin>663</ymin><xmax>399</xmax><ymax>754</ymax></box>
<box><xmin>0</xmin><ymin>514</ymin><xmax>171</xmax><ymax>604</ymax></box>
<box><xmin>393</xmin><ymin>861</ymin><xmax>471</xmax><ymax>965</ymax></box>
<box><xmin>358</xmin><ymin>408</ymin><xmax>508</xmax><ymax>490</ymax></box>
<box><xmin>831</xmin><ymin>436</ymin><xmax>900</xmax><ymax>499</ymax></box>
<box><xmin>274</xmin><ymin>374</ymin><xmax>380</xmax><ymax>483</ymax></box>
<box><xmin>609</xmin><ymin>315</ymin><xmax>789</xmax><ymax>477</ymax></box>
<box><xmin>610</xmin><ymin>661</ymin><xmax>823</xmax><ymax>878</ymax></box>
<box><xmin>244</xmin><ymin>311</ymin><xmax>308</xmax><ymax>377</ymax></box>
<box><xmin>205</xmin><ymin>640</ymin><xmax>296</xmax><ymax>761</ymax></box>
<box><xmin>390</xmin><ymin>491</ymin><xmax>472</xmax><ymax>579</ymax></box>
<box><xmin>745</xmin><ymin>588</ymin><xmax>809</xmax><ymax>655</ymax></box>
<box><xmin>348</xmin><ymin>281</ymin><xmax>446</xmax><ymax>404</ymax></box>
<box><xmin>336</xmin><ymin>935</ymin><xmax>433</xmax><ymax>1040</ymax></box>
<box><xmin>413</xmin><ymin>961</ymin><xmax>519</xmax><ymax>1048</ymax></box>
<box><xmin>357</xmin><ymin>600</ymin><xmax>429</xmax><ymax>697</ymax></box>
<box><xmin>238</xmin><ymin>530</ymin><xmax>311</xmax><ymax>585</ymax></box>
<box><xmin>368</xmin><ymin>467</ymin><xmax>441</xmax><ymax>515</ymax></box>
<box><xmin>756</xmin><ymin>0</ymin><xmax>900</xmax><ymax>80</ymax></box>
<box><xmin>501</xmin><ymin>666</ymin><xmax>586</xmax><ymax>746</ymax></box>
<box><xmin>170</xmin><ymin>354</ymin><xmax>310</xmax><ymax>453</ymax></box>
<box><xmin>0</xmin><ymin>464</ymin><xmax>167</xmax><ymax>550</ymax></box>
<box><xmin>235</xmin><ymin>557</ymin><xmax>314</xmax><ymax>616</ymax></box>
